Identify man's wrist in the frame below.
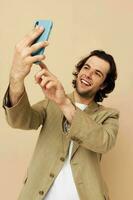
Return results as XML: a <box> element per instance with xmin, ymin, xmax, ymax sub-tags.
<box><xmin>58</xmin><ymin>97</ymin><xmax>76</xmax><ymax>124</ymax></box>
<box><xmin>9</xmin><ymin>77</ymin><xmax>25</xmax><ymax>106</ymax></box>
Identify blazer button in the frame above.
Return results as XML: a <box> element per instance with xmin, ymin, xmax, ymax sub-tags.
<box><xmin>71</xmin><ymin>136</ymin><xmax>77</xmax><ymax>141</ymax></box>
<box><xmin>78</xmin><ymin>139</ymin><xmax>82</xmax><ymax>144</ymax></box>
<box><xmin>71</xmin><ymin>136</ymin><xmax>79</xmax><ymax>142</ymax></box>
<box><xmin>60</xmin><ymin>157</ymin><xmax>65</xmax><ymax>162</ymax></box>
<box><xmin>50</xmin><ymin>173</ymin><xmax>55</xmax><ymax>178</ymax></box>
<box><xmin>39</xmin><ymin>190</ymin><xmax>44</xmax><ymax>195</ymax></box>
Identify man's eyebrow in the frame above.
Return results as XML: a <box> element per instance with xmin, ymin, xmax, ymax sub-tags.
<box><xmin>84</xmin><ymin>63</ymin><xmax>104</xmax><ymax>78</ymax></box>
<box><xmin>95</xmin><ymin>69</ymin><xmax>104</xmax><ymax>77</ymax></box>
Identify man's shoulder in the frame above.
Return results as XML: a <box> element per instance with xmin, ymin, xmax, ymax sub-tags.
<box><xmin>97</xmin><ymin>103</ymin><xmax>120</xmax><ymax>116</ymax></box>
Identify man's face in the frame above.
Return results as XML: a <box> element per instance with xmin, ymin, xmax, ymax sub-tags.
<box><xmin>75</xmin><ymin>56</ymin><xmax>110</xmax><ymax>99</ymax></box>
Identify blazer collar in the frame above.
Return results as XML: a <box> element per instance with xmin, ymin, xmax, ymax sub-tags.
<box><xmin>67</xmin><ymin>91</ymin><xmax>99</xmax><ymax>113</ymax></box>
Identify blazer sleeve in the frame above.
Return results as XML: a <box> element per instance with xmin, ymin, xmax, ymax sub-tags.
<box><xmin>3</xmin><ymin>88</ymin><xmax>49</xmax><ymax>130</ymax></box>
<box><xmin>64</xmin><ymin>107</ymin><xmax>120</xmax><ymax>154</ymax></box>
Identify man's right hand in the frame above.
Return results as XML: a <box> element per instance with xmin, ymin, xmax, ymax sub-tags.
<box><xmin>9</xmin><ymin>26</ymin><xmax>49</xmax><ymax>106</ymax></box>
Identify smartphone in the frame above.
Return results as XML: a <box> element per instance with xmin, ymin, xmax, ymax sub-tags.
<box><xmin>32</xmin><ymin>19</ymin><xmax>53</xmax><ymax>56</ymax></box>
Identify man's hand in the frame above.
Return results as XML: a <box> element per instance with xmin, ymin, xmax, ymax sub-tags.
<box><xmin>35</xmin><ymin>62</ymin><xmax>76</xmax><ymax>123</ymax></box>
<box><xmin>35</xmin><ymin>62</ymin><xmax>67</xmax><ymax>105</ymax></box>
<box><xmin>9</xmin><ymin>26</ymin><xmax>49</xmax><ymax>105</ymax></box>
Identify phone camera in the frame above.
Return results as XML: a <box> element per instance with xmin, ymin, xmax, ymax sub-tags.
<box><xmin>35</xmin><ymin>21</ymin><xmax>39</xmax><ymax>27</ymax></box>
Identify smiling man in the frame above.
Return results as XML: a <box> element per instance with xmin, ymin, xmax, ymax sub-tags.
<box><xmin>3</xmin><ymin>27</ymin><xmax>119</xmax><ymax>200</ymax></box>
<box><xmin>73</xmin><ymin>55</ymin><xmax>110</xmax><ymax>102</ymax></box>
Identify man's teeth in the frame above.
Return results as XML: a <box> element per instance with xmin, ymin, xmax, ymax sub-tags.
<box><xmin>81</xmin><ymin>79</ymin><xmax>90</xmax><ymax>86</ymax></box>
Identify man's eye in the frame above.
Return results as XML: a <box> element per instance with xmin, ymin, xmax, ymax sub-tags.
<box><xmin>84</xmin><ymin>66</ymin><xmax>88</xmax><ymax>69</ymax></box>
<box><xmin>83</xmin><ymin>65</ymin><xmax>89</xmax><ymax>69</ymax></box>
<box><xmin>95</xmin><ymin>71</ymin><xmax>101</xmax><ymax>77</ymax></box>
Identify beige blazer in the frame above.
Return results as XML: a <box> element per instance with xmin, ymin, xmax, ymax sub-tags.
<box><xmin>3</xmin><ymin>90</ymin><xmax>119</xmax><ymax>200</ymax></box>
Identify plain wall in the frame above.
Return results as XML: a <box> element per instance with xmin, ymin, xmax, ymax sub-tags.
<box><xmin>0</xmin><ymin>0</ymin><xmax>133</xmax><ymax>199</ymax></box>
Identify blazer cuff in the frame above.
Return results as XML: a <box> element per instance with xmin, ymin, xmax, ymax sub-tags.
<box><xmin>3</xmin><ymin>86</ymin><xmax>30</xmax><ymax>112</ymax></box>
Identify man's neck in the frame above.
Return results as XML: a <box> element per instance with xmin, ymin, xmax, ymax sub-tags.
<box><xmin>73</xmin><ymin>90</ymin><xmax>94</xmax><ymax>105</ymax></box>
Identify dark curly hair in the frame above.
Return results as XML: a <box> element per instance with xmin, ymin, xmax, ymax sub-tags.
<box><xmin>72</xmin><ymin>50</ymin><xmax>117</xmax><ymax>102</ymax></box>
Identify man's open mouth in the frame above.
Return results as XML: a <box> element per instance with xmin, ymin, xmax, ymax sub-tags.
<box><xmin>80</xmin><ymin>78</ymin><xmax>91</xmax><ymax>86</ymax></box>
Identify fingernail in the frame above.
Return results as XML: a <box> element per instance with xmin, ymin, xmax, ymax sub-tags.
<box><xmin>45</xmin><ymin>41</ymin><xmax>49</xmax><ymax>45</ymax></box>
<box><xmin>39</xmin><ymin>26</ymin><xmax>44</xmax><ymax>30</ymax></box>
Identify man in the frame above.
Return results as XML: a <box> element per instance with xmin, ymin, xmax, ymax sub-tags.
<box><xmin>3</xmin><ymin>26</ymin><xmax>119</xmax><ymax>200</ymax></box>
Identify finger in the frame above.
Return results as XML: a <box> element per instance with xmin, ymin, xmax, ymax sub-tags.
<box><xmin>40</xmin><ymin>78</ymin><xmax>55</xmax><ymax>89</ymax></box>
<box><xmin>35</xmin><ymin>69</ymin><xmax>49</xmax><ymax>83</ymax></box>
<box><xmin>29</xmin><ymin>41</ymin><xmax>49</xmax><ymax>55</ymax></box>
<box><xmin>35</xmin><ymin>67</ymin><xmax>52</xmax><ymax>83</ymax></box>
<box><xmin>40</xmin><ymin>64</ymin><xmax>56</xmax><ymax>78</ymax></box>
<box><xmin>16</xmin><ymin>41</ymin><xmax>48</xmax><ymax>58</ymax></box>
<box><xmin>36</xmin><ymin>67</ymin><xmax>56</xmax><ymax>81</ymax></box>
<box><xmin>35</xmin><ymin>72</ymin><xmax>54</xmax><ymax>85</ymax></box>
<box><xmin>25</xmin><ymin>54</ymin><xmax>45</xmax><ymax>65</ymax></box>
<box><xmin>39</xmin><ymin>61</ymin><xmax>49</xmax><ymax>70</ymax></box>
<box><xmin>20</xmin><ymin>26</ymin><xmax>45</xmax><ymax>48</ymax></box>
<box><xmin>45</xmin><ymin>81</ymin><xmax>57</xmax><ymax>89</ymax></box>
<box><xmin>35</xmin><ymin>71</ymin><xmax>46</xmax><ymax>84</ymax></box>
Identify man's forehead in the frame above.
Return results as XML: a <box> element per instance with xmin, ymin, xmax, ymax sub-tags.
<box><xmin>85</xmin><ymin>56</ymin><xmax>110</xmax><ymax>71</ymax></box>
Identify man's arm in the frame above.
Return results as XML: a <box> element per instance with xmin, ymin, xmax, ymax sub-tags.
<box><xmin>55</xmin><ymin>95</ymin><xmax>119</xmax><ymax>154</ymax></box>
<box><xmin>63</xmin><ymin>106</ymin><xmax>119</xmax><ymax>154</ymax></box>
<box><xmin>3</xmin><ymin>26</ymin><xmax>50</xmax><ymax>129</ymax></box>
<box><xmin>9</xmin><ymin>77</ymin><xmax>25</xmax><ymax>106</ymax></box>
<box><xmin>8</xmin><ymin>26</ymin><xmax>48</xmax><ymax>106</ymax></box>
<box><xmin>3</xmin><ymin>87</ymin><xmax>48</xmax><ymax>130</ymax></box>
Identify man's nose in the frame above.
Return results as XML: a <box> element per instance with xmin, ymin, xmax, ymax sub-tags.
<box><xmin>86</xmin><ymin>69</ymin><xmax>94</xmax><ymax>78</ymax></box>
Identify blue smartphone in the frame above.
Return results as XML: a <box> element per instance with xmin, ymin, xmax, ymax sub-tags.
<box><xmin>32</xmin><ymin>19</ymin><xmax>53</xmax><ymax>56</ymax></box>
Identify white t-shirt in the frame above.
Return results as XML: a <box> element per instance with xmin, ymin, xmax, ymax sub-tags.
<box><xmin>44</xmin><ymin>102</ymin><xmax>87</xmax><ymax>200</ymax></box>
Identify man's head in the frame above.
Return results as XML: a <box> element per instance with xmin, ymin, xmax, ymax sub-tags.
<box><xmin>72</xmin><ymin>50</ymin><xmax>117</xmax><ymax>102</ymax></box>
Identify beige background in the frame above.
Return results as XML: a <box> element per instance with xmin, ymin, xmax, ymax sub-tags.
<box><xmin>0</xmin><ymin>0</ymin><xmax>133</xmax><ymax>199</ymax></box>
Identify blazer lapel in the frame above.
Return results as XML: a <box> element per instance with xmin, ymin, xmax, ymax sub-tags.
<box><xmin>67</xmin><ymin>91</ymin><xmax>99</xmax><ymax>159</ymax></box>
<box><xmin>71</xmin><ymin>141</ymin><xmax>79</xmax><ymax>159</ymax></box>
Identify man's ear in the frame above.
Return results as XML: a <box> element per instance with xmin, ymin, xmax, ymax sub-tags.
<box><xmin>100</xmin><ymin>83</ymin><xmax>107</xmax><ymax>90</ymax></box>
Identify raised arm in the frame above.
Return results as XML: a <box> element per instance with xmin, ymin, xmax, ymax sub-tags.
<box><xmin>9</xmin><ymin>26</ymin><xmax>48</xmax><ymax>106</ymax></box>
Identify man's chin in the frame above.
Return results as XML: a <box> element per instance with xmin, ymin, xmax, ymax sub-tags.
<box><xmin>75</xmin><ymin>88</ymin><xmax>94</xmax><ymax>99</ymax></box>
